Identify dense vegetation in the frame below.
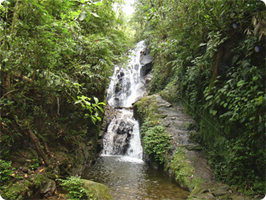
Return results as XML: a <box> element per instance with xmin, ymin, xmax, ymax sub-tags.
<box><xmin>141</xmin><ymin>119</ymin><xmax>172</xmax><ymax>164</ymax></box>
<box><xmin>0</xmin><ymin>0</ymin><xmax>131</xmax><ymax>198</ymax></box>
<box><xmin>132</xmin><ymin>0</ymin><xmax>266</xmax><ymax>195</ymax></box>
<box><xmin>1</xmin><ymin>0</ymin><xmax>265</xmax><ymax>198</ymax></box>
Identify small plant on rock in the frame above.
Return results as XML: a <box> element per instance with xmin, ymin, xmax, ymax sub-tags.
<box><xmin>141</xmin><ymin>120</ymin><xmax>172</xmax><ymax>164</ymax></box>
<box><xmin>58</xmin><ymin>176</ymin><xmax>88</xmax><ymax>200</ymax></box>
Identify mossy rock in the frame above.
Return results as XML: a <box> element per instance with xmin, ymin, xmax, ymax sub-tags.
<box><xmin>1</xmin><ymin>174</ymin><xmax>51</xmax><ymax>200</ymax></box>
<box><xmin>80</xmin><ymin>179</ymin><xmax>113</xmax><ymax>200</ymax></box>
<box><xmin>187</xmin><ymin>182</ymin><xmax>258</xmax><ymax>200</ymax></box>
<box><xmin>134</xmin><ymin>95</ymin><xmax>160</xmax><ymax>122</ymax></box>
<box><xmin>159</xmin><ymin>80</ymin><xmax>180</xmax><ymax>104</ymax></box>
<box><xmin>170</xmin><ymin>147</ymin><xmax>204</xmax><ymax>191</ymax></box>
<box><xmin>187</xmin><ymin>183</ymin><xmax>218</xmax><ymax>200</ymax></box>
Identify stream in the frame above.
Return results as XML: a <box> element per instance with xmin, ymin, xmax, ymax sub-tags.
<box><xmin>82</xmin><ymin>41</ymin><xmax>190</xmax><ymax>199</ymax></box>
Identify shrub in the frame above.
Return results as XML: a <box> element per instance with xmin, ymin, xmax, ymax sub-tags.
<box><xmin>58</xmin><ymin>176</ymin><xmax>88</xmax><ymax>200</ymax></box>
<box><xmin>141</xmin><ymin>120</ymin><xmax>172</xmax><ymax>164</ymax></box>
<box><xmin>0</xmin><ymin>159</ymin><xmax>15</xmax><ymax>188</ymax></box>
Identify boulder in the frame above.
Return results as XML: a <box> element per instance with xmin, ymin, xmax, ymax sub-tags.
<box><xmin>139</xmin><ymin>47</ymin><xmax>153</xmax><ymax>77</ymax></box>
<box><xmin>140</xmin><ymin>47</ymin><xmax>152</xmax><ymax>65</ymax></box>
<box><xmin>140</xmin><ymin>62</ymin><xmax>153</xmax><ymax>77</ymax></box>
<box><xmin>117</xmin><ymin>120</ymin><xmax>134</xmax><ymax>135</ymax></box>
<box><xmin>81</xmin><ymin>179</ymin><xmax>113</xmax><ymax>200</ymax></box>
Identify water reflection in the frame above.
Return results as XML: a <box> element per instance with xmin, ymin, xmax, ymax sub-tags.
<box><xmin>82</xmin><ymin>156</ymin><xmax>189</xmax><ymax>200</ymax></box>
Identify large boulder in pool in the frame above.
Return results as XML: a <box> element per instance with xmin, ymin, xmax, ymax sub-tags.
<box><xmin>81</xmin><ymin>179</ymin><xmax>113</xmax><ymax>200</ymax></box>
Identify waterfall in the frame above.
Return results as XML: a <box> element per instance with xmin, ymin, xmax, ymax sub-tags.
<box><xmin>102</xmin><ymin>41</ymin><xmax>147</xmax><ymax>161</ymax></box>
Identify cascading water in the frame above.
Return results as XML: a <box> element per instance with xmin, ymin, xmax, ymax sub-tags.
<box><xmin>106</xmin><ymin>40</ymin><xmax>146</xmax><ymax>107</ymax></box>
<box><xmin>82</xmin><ymin>41</ymin><xmax>190</xmax><ymax>200</ymax></box>
<box><xmin>102</xmin><ymin>41</ymin><xmax>147</xmax><ymax>161</ymax></box>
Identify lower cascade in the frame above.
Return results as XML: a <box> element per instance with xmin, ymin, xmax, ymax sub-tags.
<box><xmin>102</xmin><ymin>109</ymin><xmax>143</xmax><ymax>160</ymax></box>
<box><xmin>82</xmin><ymin>41</ymin><xmax>190</xmax><ymax>200</ymax></box>
<box><xmin>102</xmin><ymin>41</ymin><xmax>147</xmax><ymax>161</ymax></box>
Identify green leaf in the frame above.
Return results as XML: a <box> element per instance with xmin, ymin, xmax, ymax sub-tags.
<box><xmin>91</xmin><ymin>116</ymin><xmax>97</xmax><ymax>124</ymax></box>
<box><xmin>237</xmin><ymin>80</ymin><xmax>245</xmax><ymax>87</ymax></box>
<box><xmin>74</xmin><ymin>100</ymin><xmax>82</xmax><ymax>104</ymax></box>
<box><xmin>93</xmin><ymin>97</ymin><xmax>99</xmax><ymax>104</ymax></box>
<box><xmin>199</xmin><ymin>43</ymin><xmax>207</xmax><ymax>47</ymax></box>
<box><xmin>249</xmin><ymin>116</ymin><xmax>255</xmax><ymax>121</ymax></box>
<box><xmin>97</xmin><ymin>106</ymin><xmax>104</xmax><ymax>113</ymax></box>
<box><xmin>85</xmin><ymin>12</ymin><xmax>91</xmax><ymax>22</ymax></box>
<box><xmin>93</xmin><ymin>2</ymin><xmax>103</xmax><ymax>6</ymax></box>
<box><xmin>210</xmin><ymin>109</ymin><xmax>217</xmax><ymax>116</ymax></box>
<box><xmin>206</xmin><ymin>95</ymin><xmax>213</xmax><ymax>100</ymax></box>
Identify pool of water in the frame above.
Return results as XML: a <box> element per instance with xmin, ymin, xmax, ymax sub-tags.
<box><xmin>82</xmin><ymin>155</ymin><xmax>190</xmax><ymax>200</ymax></box>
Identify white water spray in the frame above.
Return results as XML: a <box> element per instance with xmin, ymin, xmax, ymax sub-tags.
<box><xmin>102</xmin><ymin>41</ymin><xmax>148</xmax><ymax>161</ymax></box>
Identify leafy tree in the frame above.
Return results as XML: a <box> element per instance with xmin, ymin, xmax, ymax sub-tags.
<box><xmin>0</xmin><ymin>0</ymin><xmax>131</xmax><ymax>166</ymax></box>
<box><xmin>132</xmin><ymin>0</ymin><xmax>266</xmax><ymax>195</ymax></box>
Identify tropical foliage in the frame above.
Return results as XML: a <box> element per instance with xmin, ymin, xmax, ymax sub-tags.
<box><xmin>58</xmin><ymin>176</ymin><xmax>88</xmax><ymax>199</ymax></box>
<box><xmin>132</xmin><ymin>0</ymin><xmax>266</xmax><ymax>195</ymax></box>
<box><xmin>141</xmin><ymin>119</ymin><xmax>172</xmax><ymax>164</ymax></box>
<box><xmin>0</xmin><ymin>0</ymin><xmax>131</xmax><ymax>169</ymax></box>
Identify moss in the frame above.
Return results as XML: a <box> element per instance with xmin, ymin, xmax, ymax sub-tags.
<box><xmin>81</xmin><ymin>179</ymin><xmax>113</xmax><ymax>200</ymax></box>
<box><xmin>1</xmin><ymin>173</ymin><xmax>50</xmax><ymax>200</ymax></box>
<box><xmin>134</xmin><ymin>95</ymin><xmax>169</xmax><ymax>124</ymax></box>
<box><xmin>159</xmin><ymin>80</ymin><xmax>180</xmax><ymax>104</ymax></box>
<box><xmin>170</xmin><ymin>147</ymin><xmax>204</xmax><ymax>191</ymax></box>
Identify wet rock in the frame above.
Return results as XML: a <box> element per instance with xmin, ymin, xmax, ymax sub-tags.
<box><xmin>116</xmin><ymin>70</ymin><xmax>125</xmax><ymax>80</ymax></box>
<box><xmin>140</xmin><ymin>47</ymin><xmax>153</xmax><ymax>66</ymax></box>
<box><xmin>101</xmin><ymin>103</ymin><xmax>116</xmax><ymax>133</ymax></box>
<box><xmin>115</xmin><ymin>82</ymin><xmax>122</xmax><ymax>93</ymax></box>
<box><xmin>117</xmin><ymin>120</ymin><xmax>134</xmax><ymax>135</ymax></box>
<box><xmin>113</xmin><ymin>134</ymin><xmax>129</xmax><ymax>154</ymax></box>
<box><xmin>140</xmin><ymin>62</ymin><xmax>153</xmax><ymax>77</ymax></box>
<box><xmin>139</xmin><ymin>47</ymin><xmax>153</xmax><ymax>77</ymax></box>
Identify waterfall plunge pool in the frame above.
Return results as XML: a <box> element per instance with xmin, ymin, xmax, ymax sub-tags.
<box><xmin>82</xmin><ymin>155</ymin><xmax>190</xmax><ymax>200</ymax></box>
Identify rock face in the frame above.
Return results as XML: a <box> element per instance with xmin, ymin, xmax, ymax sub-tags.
<box><xmin>133</xmin><ymin>93</ymin><xmax>256</xmax><ymax>199</ymax></box>
<box><xmin>187</xmin><ymin>182</ymin><xmax>253</xmax><ymax>200</ymax></box>
<box><xmin>140</xmin><ymin>46</ymin><xmax>153</xmax><ymax>77</ymax></box>
<box><xmin>102</xmin><ymin>109</ymin><xmax>136</xmax><ymax>155</ymax></box>
<box><xmin>117</xmin><ymin>120</ymin><xmax>134</xmax><ymax>135</ymax></box>
<box><xmin>81</xmin><ymin>179</ymin><xmax>113</xmax><ymax>200</ymax></box>
<box><xmin>133</xmin><ymin>94</ymin><xmax>214</xmax><ymax>191</ymax></box>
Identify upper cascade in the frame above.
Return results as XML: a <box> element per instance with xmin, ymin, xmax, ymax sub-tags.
<box><xmin>102</xmin><ymin>41</ymin><xmax>152</xmax><ymax>160</ymax></box>
<box><xmin>106</xmin><ymin>41</ymin><xmax>148</xmax><ymax>108</ymax></box>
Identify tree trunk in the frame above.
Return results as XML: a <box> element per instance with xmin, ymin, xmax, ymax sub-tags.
<box><xmin>5</xmin><ymin>73</ymin><xmax>11</xmax><ymax>99</ymax></box>
<box><xmin>26</xmin><ymin>125</ymin><xmax>49</xmax><ymax>166</ymax></box>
